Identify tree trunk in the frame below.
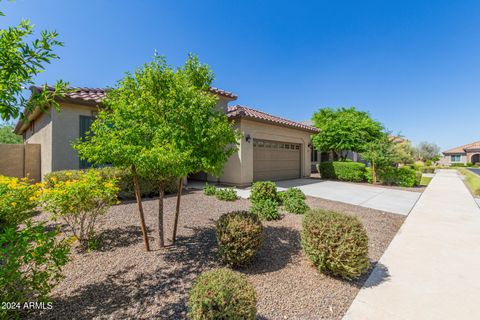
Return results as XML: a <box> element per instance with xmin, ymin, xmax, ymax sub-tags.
<box><xmin>372</xmin><ymin>161</ymin><xmax>377</xmax><ymax>184</ymax></box>
<box><xmin>131</xmin><ymin>166</ymin><xmax>150</xmax><ymax>252</ymax></box>
<box><xmin>171</xmin><ymin>177</ymin><xmax>184</xmax><ymax>245</ymax></box>
<box><xmin>158</xmin><ymin>181</ymin><xmax>165</xmax><ymax>248</ymax></box>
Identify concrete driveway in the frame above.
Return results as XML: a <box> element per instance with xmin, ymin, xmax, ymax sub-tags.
<box><xmin>189</xmin><ymin>179</ymin><xmax>421</xmax><ymax>215</ymax></box>
<box><xmin>275</xmin><ymin>179</ymin><xmax>420</xmax><ymax>215</ymax></box>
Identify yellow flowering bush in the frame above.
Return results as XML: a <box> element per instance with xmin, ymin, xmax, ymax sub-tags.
<box><xmin>40</xmin><ymin>170</ymin><xmax>119</xmax><ymax>250</ymax></box>
<box><xmin>0</xmin><ymin>176</ymin><xmax>41</xmax><ymax>230</ymax></box>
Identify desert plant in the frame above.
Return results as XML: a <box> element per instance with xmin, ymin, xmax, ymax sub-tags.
<box><xmin>0</xmin><ymin>222</ymin><xmax>69</xmax><ymax>319</ymax></box>
<box><xmin>283</xmin><ymin>196</ymin><xmax>309</xmax><ymax>214</ymax></box>
<box><xmin>0</xmin><ymin>176</ymin><xmax>41</xmax><ymax>231</ymax></box>
<box><xmin>203</xmin><ymin>183</ymin><xmax>217</xmax><ymax>196</ymax></box>
<box><xmin>216</xmin><ymin>211</ymin><xmax>263</xmax><ymax>266</ymax></box>
<box><xmin>301</xmin><ymin>209</ymin><xmax>369</xmax><ymax>279</ymax></box>
<box><xmin>250</xmin><ymin>181</ymin><xmax>277</xmax><ymax>202</ymax></box>
<box><xmin>41</xmin><ymin>170</ymin><xmax>119</xmax><ymax>250</ymax></box>
<box><xmin>188</xmin><ymin>268</ymin><xmax>257</xmax><ymax>320</ymax></box>
<box><xmin>215</xmin><ymin>188</ymin><xmax>237</xmax><ymax>201</ymax></box>
<box><xmin>278</xmin><ymin>188</ymin><xmax>308</xmax><ymax>214</ymax></box>
<box><xmin>250</xmin><ymin>198</ymin><xmax>279</xmax><ymax>220</ymax></box>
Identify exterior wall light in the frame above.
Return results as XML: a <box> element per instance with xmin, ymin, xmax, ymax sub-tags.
<box><xmin>245</xmin><ymin>134</ymin><xmax>252</xmax><ymax>143</ymax></box>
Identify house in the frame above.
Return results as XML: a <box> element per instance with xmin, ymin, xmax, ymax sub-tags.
<box><xmin>439</xmin><ymin>141</ymin><xmax>480</xmax><ymax>166</ymax></box>
<box><xmin>14</xmin><ymin>86</ymin><xmax>318</xmax><ymax>186</ymax></box>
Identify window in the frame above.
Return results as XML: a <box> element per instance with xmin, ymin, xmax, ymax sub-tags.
<box><xmin>311</xmin><ymin>147</ymin><xmax>318</xmax><ymax>162</ymax></box>
<box><xmin>79</xmin><ymin>115</ymin><xmax>94</xmax><ymax>169</ymax></box>
<box><xmin>451</xmin><ymin>155</ymin><xmax>461</xmax><ymax>162</ymax></box>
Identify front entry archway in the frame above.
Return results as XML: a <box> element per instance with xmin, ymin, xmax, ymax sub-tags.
<box><xmin>471</xmin><ymin>154</ymin><xmax>480</xmax><ymax>165</ymax></box>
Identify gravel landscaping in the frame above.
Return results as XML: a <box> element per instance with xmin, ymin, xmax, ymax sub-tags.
<box><xmin>32</xmin><ymin>190</ymin><xmax>405</xmax><ymax>320</ymax></box>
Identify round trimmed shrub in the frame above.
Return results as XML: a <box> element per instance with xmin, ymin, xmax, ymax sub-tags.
<box><xmin>250</xmin><ymin>181</ymin><xmax>277</xmax><ymax>202</ymax></box>
<box><xmin>250</xmin><ymin>199</ymin><xmax>279</xmax><ymax>221</ymax></box>
<box><xmin>283</xmin><ymin>196</ymin><xmax>309</xmax><ymax>214</ymax></box>
<box><xmin>301</xmin><ymin>209</ymin><xmax>369</xmax><ymax>279</ymax></box>
<box><xmin>216</xmin><ymin>211</ymin><xmax>263</xmax><ymax>266</ymax></box>
<box><xmin>188</xmin><ymin>268</ymin><xmax>257</xmax><ymax>320</ymax></box>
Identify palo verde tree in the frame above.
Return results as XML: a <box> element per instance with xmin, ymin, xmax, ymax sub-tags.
<box><xmin>0</xmin><ymin>1</ymin><xmax>68</xmax><ymax>121</ymax></box>
<box><xmin>311</xmin><ymin>107</ymin><xmax>384</xmax><ymax>160</ymax></box>
<box><xmin>75</xmin><ymin>54</ymin><xmax>239</xmax><ymax>249</ymax></box>
<box><xmin>361</xmin><ymin>133</ymin><xmax>400</xmax><ymax>184</ymax></box>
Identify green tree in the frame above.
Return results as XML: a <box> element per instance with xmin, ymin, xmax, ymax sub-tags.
<box><xmin>361</xmin><ymin>133</ymin><xmax>399</xmax><ymax>183</ymax></box>
<box><xmin>414</xmin><ymin>141</ymin><xmax>441</xmax><ymax>162</ymax></box>
<box><xmin>0</xmin><ymin>1</ymin><xmax>68</xmax><ymax>121</ymax></box>
<box><xmin>393</xmin><ymin>140</ymin><xmax>415</xmax><ymax>165</ymax></box>
<box><xmin>75</xmin><ymin>54</ymin><xmax>239</xmax><ymax>249</ymax></box>
<box><xmin>311</xmin><ymin>107</ymin><xmax>383</xmax><ymax>160</ymax></box>
<box><xmin>0</xmin><ymin>124</ymin><xmax>22</xmax><ymax>143</ymax></box>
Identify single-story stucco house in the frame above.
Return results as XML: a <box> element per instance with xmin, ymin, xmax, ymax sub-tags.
<box><xmin>439</xmin><ymin>141</ymin><xmax>480</xmax><ymax>166</ymax></box>
<box><xmin>15</xmin><ymin>86</ymin><xmax>319</xmax><ymax>186</ymax></box>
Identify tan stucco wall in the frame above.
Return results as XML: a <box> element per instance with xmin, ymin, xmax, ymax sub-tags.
<box><xmin>25</xmin><ymin>110</ymin><xmax>52</xmax><ymax>177</ymax></box>
<box><xmin>50</xmin><ymin>103</ymin><xmax>98</xmax><ymax>171</ymax></box>
<box><xmin>217</xmin><ymin>119</ymin><xmax>312</xmax><ymax>186</ymax></box>
<box><xmin>439</xmin><ymin>154</ymin><xmax>468</xmax><ymax>166</ymax></box>
<box><xmin>0</xmin><ymin>144</ymin><xmax>41</xmax><ymax>181</ymax></box>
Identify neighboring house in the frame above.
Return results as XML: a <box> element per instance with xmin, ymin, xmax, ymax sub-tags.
<box><xmin>15</xmin><ymin>86</ymin><xmax>317</xmax><ymax>186</ymax></box>
<box><xmin>439</xmin><ymin>141</ymin><xmax>480</xmax><ymax>166</ymax></box>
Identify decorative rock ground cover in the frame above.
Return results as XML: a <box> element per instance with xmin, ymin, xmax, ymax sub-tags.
<box><xmin>32</xmin><ymin>190</ymin><xmax>404</xmax><ymax>320</ymax></box>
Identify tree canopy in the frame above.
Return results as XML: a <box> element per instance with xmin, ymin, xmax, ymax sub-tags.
<box><xmin>0</xmin><ymin>124</ymin><xmax>22</xmax><ymax>144</ymax></box>
<box><xmin>0</xmin><ymin>1</ymin><xmax>68</xmax><ymax>121</ymax></box>
<box><xmin>414</xmin><ymin>141</ymin><xmax>441</xmax><ymax>161</ymax></box>
<box><xmin>311</xmin><ymin>107</ymin><xmax>384</xmax><ymax>160</ymax></box>
<box><xmin>74</xmin><ymin>54</ymin><xmax>240</xmax><ymax>248</ymax></box>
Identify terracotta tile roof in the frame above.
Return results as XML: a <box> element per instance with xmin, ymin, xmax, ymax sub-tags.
<box><xmin>227</xmin><ymin>105</ymin><xmax>319</xmax><ymax>133</ymax></box>
<box><xmin>443</xmin><ymin>141</ymin><xmax>480</xmax><ymax>154</ymax></box>
<box><xmin>31</xmin><ymin>85</ymin><xmax>237</xmax><ymax>104</ymax></box>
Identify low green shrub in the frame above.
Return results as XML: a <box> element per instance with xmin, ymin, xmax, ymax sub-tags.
<box><xmin>216</xmin><ymin>211</ymin><xmax>263</xmax><ymax>266</ymax></box>
<box><xmin>301</xmin><ymin>209</ymin><xmax>369</xmax><ymax>279</ymax></box>
<box><xmin>450</xmin><ymin>163</ymin><xmax>466</xmax><ymax>167</ymax></box>
<box><xmin>215</xmin><ymin>188</ymin><xmax>237</xmax><ymax>201</ymax></box>
<box><xmin>44</xmin><ymin>167</ymin><xmax>178</xmax><ymax>199</ymax></box>
<box><xmin>250</xmin><ymin>198</ymin><xmax>279</xmax><ymax>220</ymax></box>
<box><xmin>0</xmin><ymin>222</ymin><xmax>70</xmax><ymax>319</ymax></box>
<box><xmin>278</xmin><ymin>187</ymin><xmax>305</xmax><ymax>203</ymax></box>
<box><xmin>419</xmin><ymin>166</ymin><xmax>436</xmax><ymax>174</ymax></box>
<box><xmin>283</xmin><ymin>196</ymin><xmax>309</xmax><ymax>214</ymax></box>
<box><xmin>466</xmin><ymin>162</ymin><xmax>473</xmax><ymax>167</ymax></box>
<box><xmin>377</xmin><ymin>167</ymin><xmax>418</xmax><ymax>187</ymax></box>
<box><xmin>279</xmin><ymin>188</ymin><xmax>308</xmax><ymax>214</ymax></box>
<box><xmin>250</xmin><ymin>181</ymin><xmax>277</xmax><ymax>202</ymax></box>
<box><xmin>203</xmin><ymin>183</ymin><xmax>217</xmax><ymax>196</ymax></box>
<box><xmin>188</xmin><ymin>268</ymin><xmax>257</xmax><ymax>320</ymax></box>
<box><xmin>425</xmin><ymin>160</ymin><xmax>432</xmax><ymax>166</ymax></box>
<box><xmin>317</xmin><ymin>161</ymin><xmax>366</xmax><ymax>182</ymax></box>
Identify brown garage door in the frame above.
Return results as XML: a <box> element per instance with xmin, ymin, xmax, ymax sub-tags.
<box><xmin>253</xmin><ymin>139</ymin><xmax>301</xmax><ymax>181</ymax></box>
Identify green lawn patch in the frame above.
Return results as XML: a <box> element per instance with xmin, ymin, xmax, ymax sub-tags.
<box><xmin>457</xmin><ymin>168</ymin><xmax>480</xmax><ymax>196</ymax></box>
<box><xmin>419</xmin><ymin>176</ymin><xmax>433</xmax><ymax>186</ymax></box>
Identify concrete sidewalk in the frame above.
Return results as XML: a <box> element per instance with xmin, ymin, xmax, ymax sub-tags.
<box><xmin>344</xmin><ymin>170</ymin><xmax>480</xmax><ymax>320</ymax></box>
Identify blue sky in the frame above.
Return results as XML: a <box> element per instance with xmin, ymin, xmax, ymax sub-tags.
<box><xmin>2</xmin><ymin>0</ymin><xmax>480</xmax><ymax>150</ymax></box>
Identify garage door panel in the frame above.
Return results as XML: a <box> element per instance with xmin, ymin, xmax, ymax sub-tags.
<box><xmin>253</xmin><ymin>139</ymin><xmax>301</xmax><ymax>181</ymax></box>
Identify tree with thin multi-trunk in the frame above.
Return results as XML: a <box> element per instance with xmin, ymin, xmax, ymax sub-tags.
<box><xmin>75</xmin><ymin>54</ymin><xmax>239</xmax><ymax>249</ymax></box>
